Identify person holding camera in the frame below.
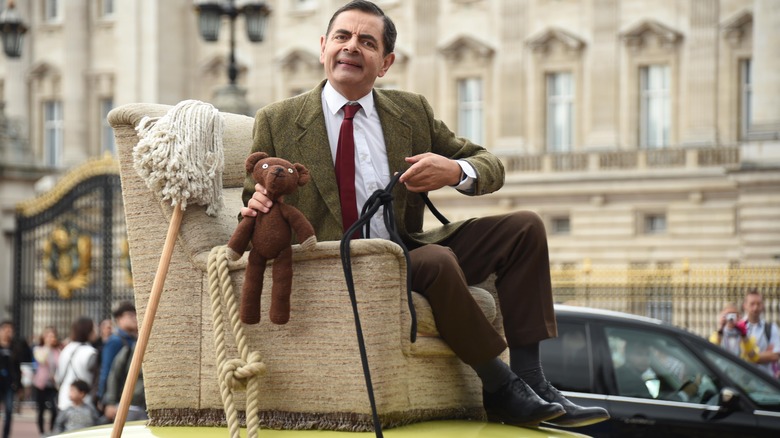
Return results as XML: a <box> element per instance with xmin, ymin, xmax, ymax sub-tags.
<box><xmin>709</xmin><ymin>303</ymin><xmax>759</xmax><ymax>363</ymax></box>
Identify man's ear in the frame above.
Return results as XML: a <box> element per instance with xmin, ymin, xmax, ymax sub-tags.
<box><xmin>319</xmin><ymin>35</ymin><xmax>327</xmax><ymax>65</ymax></box>
<box><xmin>377</xmin><ymin>53</ymin><xmax>395</xmax><ymax>78</ymax></box>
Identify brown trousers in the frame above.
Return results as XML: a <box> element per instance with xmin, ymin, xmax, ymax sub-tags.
<box><xmin>410</xmin><ymin>211</ymin><xmax>557</xmax><ymax>365</ymax></box>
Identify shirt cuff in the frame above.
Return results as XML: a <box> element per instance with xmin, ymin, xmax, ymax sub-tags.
<box><xmin>452</xmin><ymin>160</ymin><xmax>476</xmax><ymax>192</ymax></box>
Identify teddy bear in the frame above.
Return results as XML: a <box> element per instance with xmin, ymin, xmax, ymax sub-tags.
<box><xmin>226</xmin><ymin>152</ymin><xmax>317</xmax><ymax>325</ymax></box>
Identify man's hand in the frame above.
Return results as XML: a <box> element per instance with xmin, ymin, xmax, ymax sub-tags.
<box><xmin>241</xmin><ymin>183</ymin><xmax>273</xmax><ymax>217</ymax></box>
<box><xmin>399</xmin><ymin>153</ymin><xmax>462</xmax><ymax>192</ymax></box>
<box><xmin>735</xmin><ymin>319</ymin><xmax>748</xmax><ymax>337</ymax></box>
<box><xmin>104</xmin><ymin>404</ymin><xmax>118</xmax><ymax>421</ymax></box>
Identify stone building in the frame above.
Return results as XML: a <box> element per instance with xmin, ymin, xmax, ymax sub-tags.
<box><xmin>0</xmin><ymin>0</ymin><xmax>778</xmax><ymax>319</ymax></box>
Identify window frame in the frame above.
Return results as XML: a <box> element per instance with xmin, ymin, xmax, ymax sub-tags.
<box><xmin>43</xmin><ymin>100</ymin><xmax>64</xmax><ymax>167</ymax></box>
<box><xmin>456</xmin><ymin>77</ymin><xmax>484</xmax><ymax>145</ymax></box>
<box><xmin>639</xmin><ymin>64</ymin><xmax>671</xmax><ymax>149</ymax></box>
<box><xmin>546</xmin><ymin>71</ymin><xmax>575</xmax><ymax>153</ymax></box>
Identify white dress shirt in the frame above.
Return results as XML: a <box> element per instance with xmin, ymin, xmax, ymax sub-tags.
<box><xmin>321</xmin><ymin>82</ymin><xmax>475</xmax><ymax>239</ymax></box>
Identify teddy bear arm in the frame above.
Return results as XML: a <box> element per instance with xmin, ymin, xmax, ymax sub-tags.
<box><xmin>227</xmin><ymin>216</ymin><xmax>255</xmax><ymax>257</ymax></box>
<box><xmin>281</xmin><ymin>205</ymin><xmax>316</xmax><ymax>243</ymax></box>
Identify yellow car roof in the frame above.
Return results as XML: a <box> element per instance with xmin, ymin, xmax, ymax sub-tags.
<box><xmin>60</xmin><ymin>420</ymin><xmax>590</xmax><ymax>438</ymax></box>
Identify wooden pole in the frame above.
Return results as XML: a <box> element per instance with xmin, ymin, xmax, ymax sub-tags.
<box><xmin>111</xmin><ymin>205</ymin><xmax>183</xmax><ymax>437</ymax></box>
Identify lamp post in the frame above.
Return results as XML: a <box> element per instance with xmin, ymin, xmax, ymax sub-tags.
<box><xmin>0</xmin><ymin>0</ymin><xmax>27</xmax><ymax>58</ymax></box>
<box><xmin>194</xmin><ymin>0</ymin><xmax>270</xmax><ymax>115</ymax></box>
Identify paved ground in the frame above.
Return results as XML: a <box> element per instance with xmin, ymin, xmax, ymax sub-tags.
<box><xmin>5</xmin><ymin>402</ymin><xmax>42</xmax><ymax>438</ymax></box>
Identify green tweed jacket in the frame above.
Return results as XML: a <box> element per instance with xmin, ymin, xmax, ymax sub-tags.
<box><xmin>243</xmin><ymin>80</ymin><xmax>505</xmax><ymax>246</ymax></box>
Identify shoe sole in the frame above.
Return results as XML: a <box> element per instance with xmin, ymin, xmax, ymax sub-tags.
<box><xmin>487</xmin><ymin>408</ymin><xmax>565</xmax><ymax>428</ymax></box>
<box><xmin>543</xmin><ymin>413</ymin><xmax>610</xmax><ymax>428</ymax></box>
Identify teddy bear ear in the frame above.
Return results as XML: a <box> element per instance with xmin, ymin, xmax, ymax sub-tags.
<box><xmin>246</xmin><ymin>152</ymin><xmax>269</xmax><ymax>173</ymax></box>
<box><xmin>295</xmin><ymin>163</ymin><xmax>310</xmax><ymax>186</ymax></box>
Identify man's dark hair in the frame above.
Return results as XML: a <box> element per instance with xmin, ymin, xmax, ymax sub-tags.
<box><xmin>326</xmin><ymin>0</ymin><xmax>397</xmax><ymax>56</ymax></box>
<box><xmin>113</xmin><ymin>301</ymin><xmax>136</xmax><ymax>319</ymax></box>
<box><xmin>71</xmin><ymin>317</ymin><xmax>94</xmax><ymax>343</ymax></box>
<box><xmin>71</xmin><ymin>379</ymin><xmax>90</xmax><ymax>394</ymax></box>
<box><xmin>0</xmin><ymin>320</ymin><xmax>12</xmax><ymax>329</ymax></box>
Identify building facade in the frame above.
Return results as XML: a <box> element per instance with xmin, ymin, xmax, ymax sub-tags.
<box><xmin>1</xmin><ymin>0</ymin><xmax>778</xmax><ymax>320</ymax></box>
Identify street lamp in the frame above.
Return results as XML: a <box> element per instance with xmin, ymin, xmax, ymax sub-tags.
<box><xmin>194</xmin><ymin>0</ymin><xmax>271</xmax><ymax>86</ymax></box>
<box><xmin>0</xmin><ymin>0</ymin><xmax>28</xmax><ymax>58</ymax></box>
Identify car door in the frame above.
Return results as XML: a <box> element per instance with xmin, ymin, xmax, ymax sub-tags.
<box><xmin>599</xmin><ymin>323</ymin><xmax>761</xmax><ymax>438</ymax></box>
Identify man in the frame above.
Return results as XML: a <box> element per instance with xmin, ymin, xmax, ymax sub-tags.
<box><xmin>743</xmin><ymin>289</ymin><xmax>780</xmax><ymax>377</ymax></box>
<box><xmin>98</xmin><ymin>302</ymin><xmax>139</xmax><ymax>420</ymax></box>
<box><xmin>0</xmin><ymin>321</ymin><xmax>32</xmax><ymax>438</ymax></box>
<box><xmin>241</xmin><ymin>0</ymin><xmax>608</xmax><ymax>428</ymax></box>
<box><xmin>614</xmin><ymin>342</ymin><xmax>653</xmax><ymax>399</ymax></box>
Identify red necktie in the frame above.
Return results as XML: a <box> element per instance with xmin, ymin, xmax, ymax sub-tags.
<box><xmin>336</xmin><ymin>103</ymin><xmax>361</xmax><ymax>235</ymax></box>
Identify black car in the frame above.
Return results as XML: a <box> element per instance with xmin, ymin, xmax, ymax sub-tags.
<box><xmin>541</xmin><ymin>305</ymin><xmax>780</xmax><ymax>438</ymax></box>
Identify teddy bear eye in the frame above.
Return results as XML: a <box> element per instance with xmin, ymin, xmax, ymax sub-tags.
<box><xmin>287</xmin><ymin>168</ymin><xmax>294</xmax><ymax>174</ymax></box>
<box><xmin>261</xmin><ymin>164</ymin><xmax>269</xmax><ymax>169</ymax></box>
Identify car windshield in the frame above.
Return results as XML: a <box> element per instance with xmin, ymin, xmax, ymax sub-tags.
<box><xmin>702</xmin><ymin>349</ymin><xmax>780</xmax><ymax>408</ymax></box>
<box><xmin>607</xmin><ymin>326</ymin><xmax>720</xmax><ymax>404</ymax></box>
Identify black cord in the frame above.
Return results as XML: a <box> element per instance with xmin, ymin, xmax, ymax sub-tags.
<box><xmin>339</xmin><ymin>171</ymin><xmax>449</xmax><ymax>437</ymax></box>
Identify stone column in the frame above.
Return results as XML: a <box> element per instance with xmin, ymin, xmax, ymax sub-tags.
<box><xmin>411</xmin><ymin>0</ymin><xmax>439</xmax><ymax>101</ymax></box>
<box><xmin>680</xmin><ymin>0</ymin><xmax>719</xmax><ymax>146</ymax></box>
<box><xmin>62</xmin><ymin>0</ymin><xmax>89</xmax><ymax>165</ymax></box>
<box><xmin>750</xmin><ymin>0</ymin><xmax>780</xmax><ymax>138</ymax></box>
<box><xmin>584</xmin><ymin>0</ymin><xmax>618</xmax><ymax>149</ymax></box>
<box><xmin>496</xmin><ymin>0</ymin><xmax>527</xmax><ymax>154</ymax></box>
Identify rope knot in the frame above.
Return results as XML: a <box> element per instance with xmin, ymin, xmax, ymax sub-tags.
<box><xmin>221</xmin><ymin>351</ymin><xmax>266</xmax><ymax>390</ymax></box>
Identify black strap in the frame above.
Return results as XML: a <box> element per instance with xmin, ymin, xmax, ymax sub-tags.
<box><xmin>339</xmin><ymin>171</ymin><xmax>449</xmax><ymax>438</ymax></box>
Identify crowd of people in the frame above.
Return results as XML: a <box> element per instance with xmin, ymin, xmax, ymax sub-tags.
<box><xmin>0</xmin><ymin>301</ymin><xmax>144</xmax><ymax>437</ymax></box>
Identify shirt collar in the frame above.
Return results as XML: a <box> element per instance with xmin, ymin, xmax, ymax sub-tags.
<box><xmin>323</xmin><ymin>81</ymin><xmax>375</xmax><ymax>118</ymax></box>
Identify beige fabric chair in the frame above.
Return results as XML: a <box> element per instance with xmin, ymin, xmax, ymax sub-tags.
<box><xmin>108</xmin><ymin>103</ymin><xmax>503</xmax><ymax>431</ymax></box>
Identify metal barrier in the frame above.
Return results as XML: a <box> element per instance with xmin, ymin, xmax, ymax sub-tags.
<box><xmin>551</xmin><ymin>261</ymin><xmax>780</xmax><ymax>338</ymax></box>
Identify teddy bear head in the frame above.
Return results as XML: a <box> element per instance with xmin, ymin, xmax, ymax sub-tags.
<box><xmin>245</xmin><ymin>152</ymin><xmax>310</xmax><ymax>201</ymax></box>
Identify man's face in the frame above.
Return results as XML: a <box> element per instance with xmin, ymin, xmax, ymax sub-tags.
<box><xmin>744</xmin><ymin>294</ymin><xmax>764</xmax><ymax>321</ymax></box>
<box><xmin>320</xmin><ymin>9</ymin><xmax>395</xmax><ymax>100</ymax></box>
<box><xmin>117</xmin><ymin>311</ymin><xmax>138</xmax><ymax>333</ymax></box>
<box><xmin>0</xmin><ymin>324</ymin><xmax>12</xmax><ymax>341</ymax></box>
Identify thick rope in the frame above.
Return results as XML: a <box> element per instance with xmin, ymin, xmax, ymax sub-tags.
<box><xmin>208</xmin><ymin>246</ymin><xmax>266</xmax><ymax>438</ymax></box>
<box><xmin>134</xmin><ymin>99</ymin><xmax>225</xmax><ymax>216</ymax></box>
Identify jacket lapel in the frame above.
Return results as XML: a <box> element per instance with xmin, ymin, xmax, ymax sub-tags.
<box><xmin>294</xmin><ymin>82</ymin><xmax>342</xmax><ymax>226</ymax></box>
<box><xmin>374</xmin><ymin>90</ymin><xmax>413</xmax><ymax>225</ymax></box>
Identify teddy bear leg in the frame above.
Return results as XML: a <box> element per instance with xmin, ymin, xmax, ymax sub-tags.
<box><xmin>269</xmin><ymin>247</ymin><xmax>294</xmax><ymax>324</ymax></box>
<box><xmin>240</xmin><ymin>252</ymin><xmax>267</xmax><ymax>324</ymax></box>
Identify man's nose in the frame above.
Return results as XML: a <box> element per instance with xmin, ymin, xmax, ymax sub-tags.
<box><xmin>343</xmin><ymin>35</ymin><xmax>359</xmax><ymax>52</ymax></box>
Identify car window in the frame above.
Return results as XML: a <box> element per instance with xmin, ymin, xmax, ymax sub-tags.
<box><xmin>540</xmin><ymin>321</ymin><xmax>591</xmax><ymax>393</ymax></box>
<box><xmin>606</xmin><ymin>326</ymin><xmax>720</xmax><ymax>404</ymax></box>
<box><xmin>702</xmin><ymin>349</ymin><xmax>780</xmax><ymax>408</ymax></box>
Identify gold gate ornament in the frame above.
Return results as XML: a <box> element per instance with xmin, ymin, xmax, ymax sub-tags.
<box><xmin>42</xmin><ymin>224</ymin><xmax>92</xmax><ymax>299</ymax></box>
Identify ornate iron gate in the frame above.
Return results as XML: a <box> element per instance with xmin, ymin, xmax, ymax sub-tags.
<box><xmin>13</xmin><ymin>156</ymin><xmax>134</xmax><ymax>341</ymax></box>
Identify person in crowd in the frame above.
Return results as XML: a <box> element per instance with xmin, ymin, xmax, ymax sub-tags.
<box><xmin>240</xmin><ymin>0</ymin><xmax>608</xmax><ymax>428</ymax></box>
<box><xmin>742</xmin><ymin>289</ymin><xmax>780</xmax><ymax>377</ymax></box>
<box><xmin>56</xmin><ymin>317</ymin><xmax>98</xmax><ymax>412</ymax></box>
<box><xmin>0</xmin><ymin>320</ymin><xmax>32</xmax><ymax>438</ymax></box>
<box><xmin>709</xmin><ymin>303</ymin><xmax>759</xmax><ymax>363</ymax></box>
<box><xmin>98</xmin><ymin>302</ymin><xmax>139</xmax><ymax>422</ymax></box>
<box><xmin>32</xmin><ymin>326</ymin><xmax>61</xmax><ymax>435</ymax></box>
<box><xmin>51</xmin><ymin>379</ymin><xmax>99</xmax><ymax>435</ymax></box>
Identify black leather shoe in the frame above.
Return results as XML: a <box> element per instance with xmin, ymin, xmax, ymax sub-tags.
<box><xmin>483</xmin><ymin>375</ymin><xmax>565</xmax><ymax>427</ymax></box>
<box><xmin>534</xmin><ymin>380</ymin><xmax>610</xmax><ymax>427</ymax></box>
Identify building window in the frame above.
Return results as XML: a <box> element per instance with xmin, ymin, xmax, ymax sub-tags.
<box><xmin>550</xmin><ymin>216</ymin><xmax>571</xmax><ymax>235</ymax></box>
<box><xmin>101</xmin><ymin>98</ymin><xmax>115</xmax><ymax>154</ymax></box>
<box><xmin>643</xmin><ymin>213</ymin><xmax>667</xmax><ymax>234</ymax></box>
<box><xmin>457</xmin><ymin>77</ymin><xmax>484</xmax><ymax>144</ymax></box>
<box><xmin>43</xmin><ymin>100</ymin><xmax>63</xmax><ymax>167</ymax></box>
<box><xmin>639</xmin><ymin>65</ymin><xmax>670</xmax><ymax>148</ymax></box>
<box><xmin>101</xmin><ymin>0</ymin><xmax>115</xmax><ymax>17</ymax></box>
<box><xmin>546</xmin><ymin>72</ymin><xmax>574</xmax><ymax>152</ymax></box>
<box><xmin>44</xmin><ymin>0</ymin><xmax>60</xmax><ymax>22</ymax></box>
<box><xmin>739</xmin><ymin>58</ymin><xmax>752</xmax><ymax>140</ymax></box>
